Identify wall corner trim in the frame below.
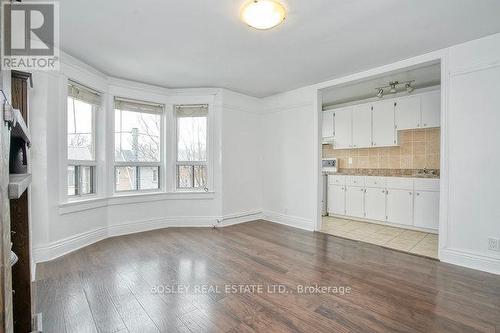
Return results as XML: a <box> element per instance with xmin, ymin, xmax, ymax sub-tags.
<box><xmin>440</xmin><ymin>247</ymin><xmax>500</xmax><ymax>276</ymax></box>
<box><xmin>262</xmin><ymin>210</ymin><xmax>315</xmax><ymax>231</ymax></box>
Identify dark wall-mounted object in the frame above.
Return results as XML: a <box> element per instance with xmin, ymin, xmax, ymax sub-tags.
<box><xmin>10</xmin><ymin>70</ymin><xmax>32</xmax><ymax>333</ymax></box>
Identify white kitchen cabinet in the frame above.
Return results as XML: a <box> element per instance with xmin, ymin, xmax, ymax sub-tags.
<box><xmin>328</xmin><ymin>185</ymin><xmax>345</xmax><ymax>215</ymax></box>
<box><xmin>333</xmin><ymin>108</ymin><xmax>352</xmax><ymax>149</ymax></box>
<box><xmin>352</xmin><ymin>104</ymin><xmax>372</xmax><ymax>148</ymax></box>
<box><xmin>365</xmin><ymin>187</ymin><xmax>386</xmax><ymax>221</ymax></box>
<box><xmin>421</xmin><ymin>90</ymin><xmax>441</xmax><ymax>128</ymax></box>
<box><xmin>346</xmin><ymin>186</ymin><xmax>365</xmax><ymax>218</ymax></box>
<box><xmin>386</xmin><ymin>189</ymin><xmax>413</xmax><ymax>226</ymax></box>
<box><xmin>414</xmin><ymin>190</ymin><xmax>439</xmax><ymax>230</ymax></box>
<box><xmin>372</xmin><ymin>100</ymin><xmax>396</xmax><ymax>147</ymax></box>
<box><xmin>395</xmin><ymin>95</ymin><xmax>421</xmax><ymax>130</ymax></box>
<box><xmin>322</xmin><ymin>111</ymin><xmax>335</xmax><ymax>141</ymax></box>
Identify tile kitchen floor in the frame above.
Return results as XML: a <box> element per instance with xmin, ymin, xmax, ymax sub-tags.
<box><xmin>321</xmin><ymin>216</ymin><xmax>438</xmax><ymax>259</ymax></box>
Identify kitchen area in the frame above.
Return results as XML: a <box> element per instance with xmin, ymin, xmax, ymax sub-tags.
<box><xmin>320</xmin><ymin>62</ymin><xmax>441</xmax><ymax>259</ymax></box>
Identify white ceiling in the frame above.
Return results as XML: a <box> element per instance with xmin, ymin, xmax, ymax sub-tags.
<box><xmin>322</xmin><ymin>62</ymin><xmax>441</xmax><ymax>107</ymax></box>
<box><xmin>57</xmin><ymin>0</ymin><xmax>500</xmax><ymax>97</ymax></box>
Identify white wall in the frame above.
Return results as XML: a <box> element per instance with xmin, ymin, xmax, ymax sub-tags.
<box><xmin>440</xmin><ymin>33</ymin><xmax>500</xmax><ymax>273</ymax></box>
<box><xmin>30</xmin><ymin>53</ymin><xmax>264</xmax><ymax>264</ymax></box>
<box><xmin>30</xmin><ymin>33</ymin><xmax>500</xmax><ymax>275</ymax></box>
<box><xmin>259</xmin><ymin>33</ymin><xmax>500</xmax><ymax>274</ymax></box>
<box><xmin>220</xmin><ymin>90</ymin><xmax>263</xmax><ymax>220</ymax></box>
<box><xmin>261</xmin><ymin>88</ymin><xmax>317</xmax><ymax>230</ymax></box>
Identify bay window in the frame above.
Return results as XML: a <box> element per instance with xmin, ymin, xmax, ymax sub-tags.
<box><xmin>67</xmin><ymin>81</ymin><xmax>101</xmax><ymax>196</ymax></box>
<box><xmin>114</xmin><ymin>98</ymin><xmax>163</xmax><ymax>192</ymax></box>
<box><xmin>175</xmin><ymin>104</ymin><xmax>208</xmax><ymax>190</ymax></box>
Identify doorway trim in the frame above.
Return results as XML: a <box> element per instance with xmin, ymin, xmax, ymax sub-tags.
<box><xmin>311</xmin><ymin>49</ymin><xmax>449</xmax><ymax>261</ymax></box>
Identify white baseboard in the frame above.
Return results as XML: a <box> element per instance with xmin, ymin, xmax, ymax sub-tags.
<box><xmin>262</xmin><ymin>210</ymin><xmax>314</xmax><ymax>231</ymax></box>
<box><xmin>32</xmin><ymin>212</ymin><xmax>263</xmax><ymax>264</ymax></box>
<box><xmin>216</xmin><ymin>210</ymin><xmax>263</xmax><ymax>227</ymax></box>
<box><xmin>440</xmin><ymin>248</ymin><xmax>500</xmax><ymax>275</ymax></box>
<box><xmin>33</xmin><ymin>227</ymin><xmax>108</xmax><ymax>264</ymax></box>
<box><xmin>107</xmin><ymin>216</ymin><xmax>216</xmax><ymax>238</ymax></box>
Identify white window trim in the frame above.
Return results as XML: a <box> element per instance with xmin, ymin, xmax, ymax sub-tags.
<box><xmin>113</xmin><ymin>97</ymin><xmax>165</xmax><ymax>194</ymax></box>
<box><xmin>66</xmin><ymin>80</ymin><xmax>102</xmax><ymax>200</ymax></box>
<box><xmin>58</xmin><ymin>75</ymin><xmax>217</xmax><ymax>206</ymax></box>
<box><xmin>173</xmin><ymin>104</ymin><xmax>211</xmax><ymax>192</ymax></box>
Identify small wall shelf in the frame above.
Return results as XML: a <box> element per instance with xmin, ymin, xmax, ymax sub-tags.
<box><xmin>8</xmin><ymin>174</ymin><xmax>32</xmax><ymax>199</ymax></box>
<box><xmin>4</xmin><ymin>106</ymin><xmax>31</xmax><ymax>145</ymax></box>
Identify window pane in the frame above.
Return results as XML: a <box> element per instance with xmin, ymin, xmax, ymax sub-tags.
<box><xmin>194</xmin><ymin>165</ymin><xmax>207</xmax><ymax>188</ymax></box>
<box><xmin>177</xmin><ymin>165</ymin><xmax>193</xmax><ymax>188</ymax></box>
<box><xmin>177</xmin><ymin>116</ymin><xmax>207</xmax><ymax>162</ymax></box>
<box><xmin>139</xmin><ymin>166</ymin><xmax>160</xmax><ymax>190</ymax></box>
<box><xmin>68</xmin><ymin>97</ymin><xmax>94</xmax><ymax>160</ymax></box>
<box><xmin>115</xmin><ymin>109</ymin><xmax>161</xmax><ymax>162</ymax></box>
<box><xmin>80</xmin><ymin>166</ymin><xmax>94</xmax><ymax>195</ymax></box>
<box><xmin>115</xmin><ymin>166</ymin><xmax>137</xmax><ymax>191</ymax></box>
<box><xmin>67</xmin><ymin>166</ymin><xmax>76</xmax><ymax>196</ymax></box>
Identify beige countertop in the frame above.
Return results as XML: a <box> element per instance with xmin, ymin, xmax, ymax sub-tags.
<box><xmin>324</xmin><ymin>168</ymin><xmax>440</xmax><ymax>179</ymax></box>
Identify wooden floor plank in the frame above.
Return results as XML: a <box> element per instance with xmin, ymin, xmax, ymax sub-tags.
<box><xmin>35</xmin><ymin>220</ymin><xmax>500</xmax><ymax>333</ymax></box>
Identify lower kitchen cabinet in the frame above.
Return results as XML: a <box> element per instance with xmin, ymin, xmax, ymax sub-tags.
<box><xmin>346</xmin><ymin>186</ymin><xmax>365</xmax><ymax>218</ymax></box>
<box><xmin>365</xmin><ymin>187</ymin><xmax>386</xmax><ymax>221</ymax></box>
<box><xmin>386</xmin><ymin>189</ymin><xmax>414</xmax><ymax>226</ymax></box>
<box><xmin>414</xmin><ymin>190</ymin><xmax>440</xmax><ymax>229</ymax></box>
<box><xmin>328</xmin><ymin>185</ymin><xmax>345</xmax><ymax>215</ymax></box>
<box><xmin>327</xmin><ymin>176</ymin><xmax>439</xmax><ymax>231</ymax></box>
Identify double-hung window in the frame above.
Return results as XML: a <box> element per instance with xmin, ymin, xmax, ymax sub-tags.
<box><xmin>67</xmin><ymin>81</ymin><xmax>101</xmax><ymax>197</ymax></box>
<box><xmin>114</xmin><ymin>98</ymin><xmax>163</xmax><ymax>192</ymax></box>
<box><xmin>175</xmin><ymin>104</ymin><xmax>208</xmax><ymax>190</ymax></box>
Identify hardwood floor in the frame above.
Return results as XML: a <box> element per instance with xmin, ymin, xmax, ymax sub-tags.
<box><xmin>35</xmin><ymin>220</ymin><xmax>500</xmax><ymax>333</ymax></box>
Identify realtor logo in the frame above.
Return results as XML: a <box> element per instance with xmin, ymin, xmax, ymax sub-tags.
<box><xmin>1</xmin><ymin>1</ymin><xmax>59</xmax><ymax>70</ymax></box>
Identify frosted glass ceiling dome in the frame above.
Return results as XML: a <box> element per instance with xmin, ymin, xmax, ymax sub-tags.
<box><xmin>241</xmin><ymin>0</ymin><xmax>286</xmax><ymax>30</ymax></box>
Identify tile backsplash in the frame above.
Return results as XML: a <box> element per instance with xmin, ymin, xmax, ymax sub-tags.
<box><xmin>323</xmin><ymin>128</ymin><xmax>440</xmax><ymax>170</ymax></box>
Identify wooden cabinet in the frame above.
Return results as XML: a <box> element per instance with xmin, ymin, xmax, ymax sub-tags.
<box><xmin>346</xmin><ymin>186</ymin><xmax>364</xmax><ymax>218</ymax></box>
<box><xmin>365</xmin><ymin>187</ymin><xmax>386</xmax><ymax>221</ymax></box>
<box><xmin>395</xmin><ymin>95</ymin><xmax>421</xmax><ymax>130</ymax></box>
<box><xmin>322</xmin><ymin>111</ymin><xmax>334</xmax><ymax>141</ymax></box>
<box><xmin>421</xmin><ymin>90</ymin><xmax>440</xmax><ymax>128</ymax></box>
<box><xmin>352</xmin><ymin>104</ymin><xmax>372</xmax><ymax>148</ymax></box>
<box><xmin>328</xmin><ymin>185</ymin><xmax>345</xmax><ymax>215</ymax></box>
<box><xmin>386</xmin><ymin>189</ymin><xmax>413</xmax><ymax>226</ymax></box>
<box><xmin>333</xmin><ymin>108</ymin><xmax>352</xmax><ymax>149</ymax></box>
<box><xmin>372</xmin><ymin>100</ymin><xmax>396</xmax><ymax>147</ymax></box>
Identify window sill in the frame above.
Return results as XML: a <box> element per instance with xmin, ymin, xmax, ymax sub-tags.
<box><xmin>58</xmin><ymin>191</ymin><xmax>215</xmax><ymax>215</ymax></box>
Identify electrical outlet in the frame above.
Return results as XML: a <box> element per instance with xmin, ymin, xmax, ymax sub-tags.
<box><xmin>488</xmin><ymin>238</ymin><xmax>500</xmax><ymax>251</ymax></box>
<box><xmin>348</xmin><ymin>157</ymin><xmax>353</xmax><ymax>165</ymax></box>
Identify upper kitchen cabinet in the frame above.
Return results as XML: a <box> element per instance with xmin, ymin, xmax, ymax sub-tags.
<box><xmin>322</xmin><ymin>110</ymin><xmax>335</xmax><ymax>142</ymax></box>
<box><xmin>352</xmin><ymin>104</ymin><xmax>372</xmax><ymax>148</ymax></box>
<box><xmin>372</xmin><ymin>100</ymin><xmax>396</xmax><ymax>147</ymax></box>
<box><xmin>395</xmin><ymin>90</ymin><xmax>441</xmax><ymax>130</ymax></box>
<box><xmin>395</xmin><ymin>95</ymin><xmax>421</xmax><ymax>130</ymax></box>
<box><xmin>333</xmin><ymin>107</ymin><xmax>352</xmax><ymax>149</ymax></box>
<box><xmin>421</xmin><ymin>90</ymin><xmax>440</xmax><ymax>128</ymax></box>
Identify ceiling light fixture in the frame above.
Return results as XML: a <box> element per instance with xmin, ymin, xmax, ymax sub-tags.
<box><xmin>375</xmin><ymin>80</ymin><xmax>416</xmax><ymax>98</ymax></box>
<box><xmin>376</xmin><ymin>88</ymin><xmax>384</xmax><ymax>98</ymax></box>
<box><xmin>389</xmin><ymin>81</ymin><xmax>398</xmax><ymax>93</ymax></box>
<box><xmin>241</xmin><ymin>0</ymin><xmax>286</xmax><ymax>30</ymax></box>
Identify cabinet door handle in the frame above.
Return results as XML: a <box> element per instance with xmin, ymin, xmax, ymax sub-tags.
<box><xmin>360</xmin><ymin>188</ymin><xmax>364</xmax><ymax>192</ymax></box>
<box><xmin>381</xmin><ymin>190</ymin><xmax>385</xmax><ymax>193</ymax></box>
<box><xmin>409</xmin><ymin>192</ymin><xmax>412</xmax><ymax>195</ymax></box>
<box><xmin>416</xmin><ymin>192</ymin><xmax>420</xmax><ymax>196</ymax></box>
